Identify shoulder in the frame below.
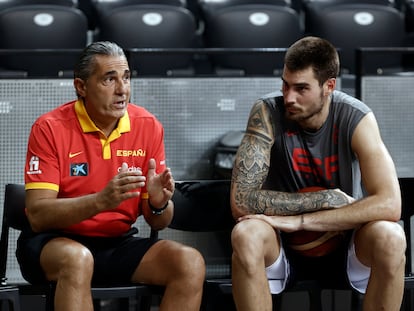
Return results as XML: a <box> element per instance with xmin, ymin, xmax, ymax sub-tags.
<box><xmin>259</xmin><ymin>91</ymin><xmax>283</xmax><ymax>105</ymax></box>
<box><xmin>34</xmin><ymin>100</ymin><xmax>77</xmax><ymax>126</ymax></box>
<box><xmin>331</xmin><ymin>90</ymin><xmax>371</xmax><ymax>114</ymax></box>
<box><xmin>251</xmin><ymin>91</ymin><xmax>283</xmax><ymax>112</ymax></box>
<box><xmin>127</xmin><ymin>104</ymin><xmax>158</xmax><ymax>121</ymax></box>
<box><xmin>127</xmin><ymin>103</ymin><xmax>153</xmax><ymax>116</ymax></box>
<box><xmin>127</xmin><ymin>103</ymin><xmax>163</xmax><ymax>128</ymax></box>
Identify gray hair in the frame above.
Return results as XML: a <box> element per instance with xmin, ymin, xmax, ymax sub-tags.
<box><xmin>74</xmin><ymin>41</ymin><xmax>126</xmax><ymax>81</ymax></box>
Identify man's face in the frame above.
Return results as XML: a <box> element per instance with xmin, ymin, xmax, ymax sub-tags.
<box><xmin>75</xmin><ymin>54</ymin><xmax>131</xmax><ymax>131</ymax></box>
<box><xmin>281</xmin><ymin>66</ymin><xmax>334</xmax><ymax>130</ymax></box>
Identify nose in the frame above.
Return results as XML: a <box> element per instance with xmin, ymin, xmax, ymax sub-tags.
<box><xmin>283</xmin><ymin>87</ymin><xmax>295</xmax><ymax>104</ymax></box>
<box><xmin>115</xmin><ymin>79</ymin><xmax>129</xmax><ymax>95</ymax></box>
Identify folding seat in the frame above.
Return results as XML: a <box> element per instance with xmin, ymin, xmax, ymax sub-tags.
<box><xmin>0</xmin><ymin>0</ymin><xmax>77</xmax><ymax>12</ymax></box>
<box><xmin>0</xmin><ymin>5</ymin><xmax>88</xmax><ymax>77</ymax></box>
<box><xmin>303</xmin><ymin>2</ymin><xmax>406</xmax><ymax>75</ymax></box>
<box><xmin>198</xmin><ymin>0</ymin><xmax>291</xmax><ymax>12</ymax></box>
<box><xmin>96</xmin><ymin>3</ymin><xmax>198</xmax><ymax>76</ymax></box>
<box><xmin>91</xmin><ymin>0</ymin><xmax>187</xmax><ymax>27</ymax></box>
<box><xmin>199</xmin><ymin>0</ymin><xmax>303</xmax><ymax>75</ymax></box>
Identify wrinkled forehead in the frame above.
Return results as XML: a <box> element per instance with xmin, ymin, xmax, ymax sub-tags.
<box><xmin>92</xmin><ymin>54</ymin><xmax>130</xmax><ymax>75</ymax></box>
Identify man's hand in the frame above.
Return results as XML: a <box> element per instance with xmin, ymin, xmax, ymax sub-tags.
<box><xmin>146</xmin><ymin>158</ymin><xmax>175</xmax><ymax>208</ymax></box>
<box><xmin>96</xmin><ymin>162</ymin><xmax>146</xmax><ymax>211</ymax></box>
<box><xmin>323</xmin><ymin>188</ymin><xmax>355</xmax><ymax>208</ymax></box>
<box><xmin>238</xmin><ymin>214</ymin><xmax>303</xmax><ymax>232</ymax></box>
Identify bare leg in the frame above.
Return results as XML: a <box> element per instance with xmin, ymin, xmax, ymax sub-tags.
<box><xmin>132</xmin><ymin>240</ymin><xmax>205</xmax><ymax>311</ymax></box>
<box><xmin>40</xmin><ymin>237</ymin><xmax>94</xmax><ymax>311</ymax></box>
<box><xmin>355</xmin><ymin>221</ymin><xmax>406</xmax><ymax>311</ymax></box>
<box><xmin>231</xmin><ymin>219</ymin><xmax>280</xmax><ymax>311</ymax></box>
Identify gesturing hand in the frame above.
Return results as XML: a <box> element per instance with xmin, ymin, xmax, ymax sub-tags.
<box><xmin>96</xmin><ymin>162</ymin><xmax>146</xmax><ymax>211</ymax></box>
<box><xmin>146</xmin><ymin>158</ymin><xmax>175</xmax><ymax>207</ymax></box>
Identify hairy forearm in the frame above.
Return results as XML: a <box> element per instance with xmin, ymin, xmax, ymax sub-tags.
<box><xmin>26</xmin><ymin>193</ymin><xmax>101</xmax><ymax>232</ymax></box>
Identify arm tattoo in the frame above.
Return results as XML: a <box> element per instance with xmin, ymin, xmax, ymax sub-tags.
<box><xmin>262</xmin><ymin>190</ymin><xmax>349</xmax><ymax>216</ymax></box>
<box><xmin>232</xmin><ymin>101</ymin><xmax>350</xmax><ymax>215</ymax></box>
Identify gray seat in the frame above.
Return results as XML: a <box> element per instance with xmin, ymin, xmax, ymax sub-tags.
<box><xmin>0</xmin><ymin>0</ymin><xmax>77</xmax><ymax>11</ymax></box>
<box><xmin>199</xmin><ymin>2</ymin><xmax>303</xmax><ymax>75</ymax></box>
<box><xmin>0</xmin><ymin>5</ymin><xmax>88</xmax><ymax>77</ymax></box>
<box><xmin>96</xmin><ymin>4</ymin><xmax>198</xmax><ymax>76</ymax></box>
<box><xmin>303</xmin><ymin>2</ymin><xmax>406</xmax><ymax>74</ymax></box>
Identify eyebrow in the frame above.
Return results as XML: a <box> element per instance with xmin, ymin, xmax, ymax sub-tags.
<box><xmin>281</xmin><ymin>77</ymin><xmax>309</xmax><ymax>88</ymax></box>
<box><xmin>103</xmin><ymin>69</ymin><xmax>131</xmax><ymax>77</ymax></box>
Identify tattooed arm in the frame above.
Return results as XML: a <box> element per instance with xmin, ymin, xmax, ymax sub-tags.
<box><xmin>230</xmin><ymin>100</ymin><xmax>350</xmax><ymax>219</ymax></box>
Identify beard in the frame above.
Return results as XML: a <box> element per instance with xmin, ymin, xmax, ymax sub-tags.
<box><xmin>285</xmin><ymin>90</ymin><xmax>326</xmax><ymax>124</ymax></box>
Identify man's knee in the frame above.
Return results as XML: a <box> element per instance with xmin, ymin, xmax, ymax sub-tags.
<box><xmin>42</xmin><ymin>239</ymin><xmax>94</xmax><ymax>281</ymax></box>
<box><xmin>356</xmin><ymin>221</ymin><xmax>406</xmax><ymax>269</ymax></box>
<box><xmin>231</xmin><ymin>219</ymin><xmax>278</xmax><ymax>270</ymax></box>
<box><xmin>179</xmin><ymin>246</ymin><xmax>205</xmax><ymax>278</ymax></box>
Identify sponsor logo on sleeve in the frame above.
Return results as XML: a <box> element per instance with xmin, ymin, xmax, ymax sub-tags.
<box><xmin>27</xmin><ymin>156</ymin><xmax>42</xmax><ymax>175</ymax></box>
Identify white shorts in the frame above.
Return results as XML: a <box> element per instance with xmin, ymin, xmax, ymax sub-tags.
<box><xmin>266</xmin><ymin>232</ymin><xmax>370</xmax><ymax>294</ymax></box>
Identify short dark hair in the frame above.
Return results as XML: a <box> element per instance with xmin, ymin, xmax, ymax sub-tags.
<box><xmin>74</xmin><ymin>41</ymin><xmax>126</xmax><ymax>81</ymax></box>
<box><xmin>284</xmin><ymin>36</ymin><xmax>340</xmax><ymax>86</ymax></box>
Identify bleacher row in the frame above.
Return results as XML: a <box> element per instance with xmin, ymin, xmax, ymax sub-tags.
<box><xmin>0</xmin><ymin>0</ymin><xmax>413</xmax><ymax>78</ymax></box>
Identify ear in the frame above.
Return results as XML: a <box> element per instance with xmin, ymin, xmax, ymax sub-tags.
<box><xmin>324</xmin><ymin>78</ymin><xmax>336</xmax><ymax>96</ymax></box>
<box><xmin>73</xmin><ymin>78</ymin><xmax>86</xmax><ymax>97</ymax></box>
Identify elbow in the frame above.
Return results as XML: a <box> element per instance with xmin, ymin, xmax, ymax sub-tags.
<box><xmin>25</xmin><ymin>211</ymin><xmax>44</xmax><ymax>233</ymax></box>
<box><xmin>385</xmin><ymin>193</ymin><xmax>402</xmax><ymax>222</ymax></box>
<box><xmin>230</xmin><ymin>196</ymin><xmax>246</xmax><ymax>220</ymax></box>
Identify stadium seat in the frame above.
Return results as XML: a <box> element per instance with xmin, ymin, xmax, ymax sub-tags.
<box><xmin>92</xmin><ymin>0</ymin><xmax>186</xmax><ymax>12</ymax></box>
<box><xmin>0</xmin><ymin>0</ymin><xmax>77</xmax><ymax>12</ymax></box>
<box><xmin>199</xmin><ymin>2</ymin><xmax>303</xmax><ymax>75</ymax></box>
<box><xmin>302</xmin><ymin>0</ymin><xmax>396</xmax><ymax>5</ymax></box>
<box><xmin>198</xmin><ymin>0</ymin><xmax>291</xmax><ymax>12</ymax></box>
<box><xmin>91</xmin><ymin>0</ymin><xmax>186</xmax><ymax>26</ymax></box>
<box><xmin>303</xmin><ymin>2</ymin><xmax>406</xmax><ymax>75</ymax></box>
<box><xmin>96</xmin><ymin>4</ymin><xmax>198</xmax><ymax>76</ymax></box>
<box><xmin>0</xmin><ymin>5</ymin><xmax>88</xmax><ymax>77</ymax></box>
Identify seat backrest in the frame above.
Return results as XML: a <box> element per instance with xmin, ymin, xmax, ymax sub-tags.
<box><xmin>0</xmin><ymin>5</ymin><xmax>88</xmax><ymax>77</ymax></box>
<box><xmin>198</xmin><ymin>0</ymin><xmax>291</xmax><ymax>14</ymax></box>
<box><xmin>304</xmin><ymin>3</ymin><xmax>406</xmax><ymax>74</ymax></box>
<box><xmin>201</xmin><ymin>4</ymin><xmax>303</xmax><ymax>75</ymax></box>
<box><xmin>92</xmin><ymin>0</ymin><xmax>186</xmax><ymax>17</ymax></box>
<box><xmin>91</xmin><ymin>0</ymin><xmax>188</xmax><ymax>31</ymax></box>
<box><xmin>171</xmin><ymin>180</ymin><xmax>235</xmax><ymax>232</ymax></box>
<box><xmin>0</xmin><ymin>0</ymin><xmax>77</xmax><ymax>12</ymax></box>
<box><xmin>2</xmin><ymin>184</ymin><xmax>29</xmax><ymax>232</ymax></box>
<box><xmin>0</xmin><ymin>184</ymin><xmax>29</xmax><ymax>284</ymax></box>
<box><xmin>302</xmin><ymin>0</ymin><xmax>396</xmax><ymax>6</ymax></box>
<box><xmin>97</xmin><ymin>4</ymin><xmax>197</xmax><ymax>76</ymax></box>
<box><xmin>169</xmin><ymin>180</ymin><xmax>235</xmax><ymax>278</ymax></box>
